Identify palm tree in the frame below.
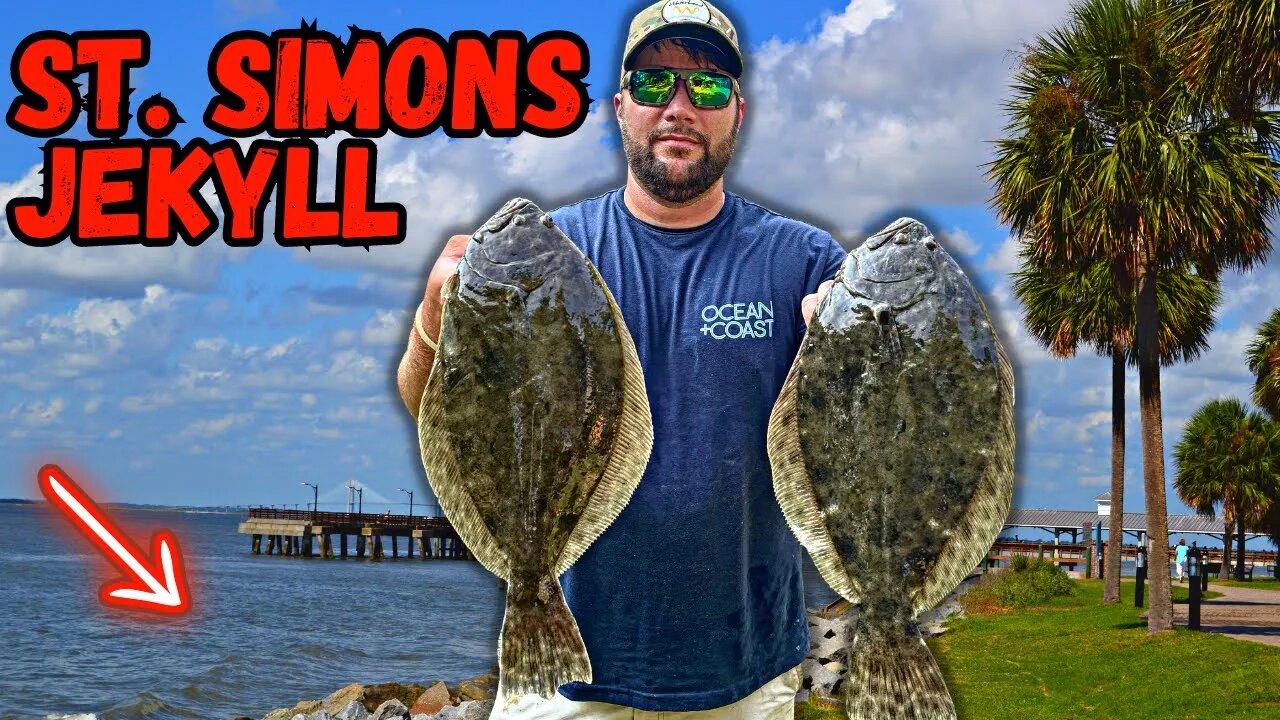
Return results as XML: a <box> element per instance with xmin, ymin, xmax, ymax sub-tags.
<box><xmin>1012</xmin><ymin>254</ymin><xmax>1218</xmax><ymax>603</ymax></box>
<box><xmin>987</xmin><ymin>0</ymin><xmax>1280</xmax><ymax>632</ymax></box>
<box><xmin>1246</xmin><ymin>309</ymin><xmax>1280</xmax><ymax>421</ymax></box>
<box><xmin>1174</xmin><ymin>398</ymin><xmax>1280</xmax><ymax>579</ymax></box>
<box><xmin>1257</xmin><ymin>501</ymin><xmax>1280</xmax><ymax>570</ymax></box>
<box><xmin>1164</xmin><ymin>0</ymin><xmax>1280</xmax><ymax>112</ymax></box>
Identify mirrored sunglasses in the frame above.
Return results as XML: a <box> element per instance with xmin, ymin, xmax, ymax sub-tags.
<box><xmin>624</xmin><ymin>67</ymin><xmax>739</xmax><ymax>109</ymax></box>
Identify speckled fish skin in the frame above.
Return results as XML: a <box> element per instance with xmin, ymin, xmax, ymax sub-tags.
<box><xmin>417</xmin><ymin>198</ymin><xmax>653</xmax><ymax>704</ymax></box>
<box><xmin>768</xmin><ymin>218</ymin><xmax>1015</xmax><ymax>720</ymax></box>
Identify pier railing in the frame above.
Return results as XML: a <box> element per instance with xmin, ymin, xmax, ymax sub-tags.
<box><xmin>240</xmin><ymin>507</ymin><xmax>469</xmax><ymax>560</ymax></box>
<box><xmin>246</xmin><ymin>507</ymin><xmax>451</xmax><ymax>530</ymax></box>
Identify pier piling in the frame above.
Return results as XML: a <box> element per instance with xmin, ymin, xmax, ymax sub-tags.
<box><xmin>237</xmin><ymin>509</ymin><xmax>472</xmax><ymax>564</ymax></box>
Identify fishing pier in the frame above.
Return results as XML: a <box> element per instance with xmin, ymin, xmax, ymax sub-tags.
<box><xmin>991</xmin><ymin>493</ymin><xmax>1280</xmax><ymax>578</ymax></box>
<box><xmin>986</xmin><ymin>539</ymin><xmax>1278</xmax><ymax>574</ymax></box>
<box><xmin>237</xmin><ymin>508</ymin><xmax>472</xmax><ymax>560</ymax></box>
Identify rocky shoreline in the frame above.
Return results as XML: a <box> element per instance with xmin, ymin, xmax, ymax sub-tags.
<box><xmin>241</xmin><ymin>583</ymin><xmax>974</xmax><ymax>720</ymax></box>
<box><xmin>242</xmin><ymin>670</ymin><xmax>499</xmax><ymax>720</ymax></box>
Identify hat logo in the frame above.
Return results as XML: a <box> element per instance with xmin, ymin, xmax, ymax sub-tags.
<box><xmin>661</xmin><ymin>0</ymin><xmax>712</xmax><ymax>24</ymax></box>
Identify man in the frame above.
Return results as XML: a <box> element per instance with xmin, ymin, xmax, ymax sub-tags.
<box><xmin>397</xmin><ymin>1</ymin><xmax>845</xmax><ymax>717</ymax></box>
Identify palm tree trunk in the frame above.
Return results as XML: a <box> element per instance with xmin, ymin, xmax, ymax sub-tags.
<box><xmin>1236</xmin><ymin>508</ymin><xmax>1247</xmax><ymax>580</ymax></box>
<box><xmin>1223</xmin><ymin>516</ymin><xmax>1233</xmax><ymax>575</ymax></box>
<box><xmin>1136</xmin><ymin>261</ymin><xmax>1173</xmax><ymax>633</ymax></box>
<box><xmin>1104</xmin><ymin>346</ymin><xmax>1125</xmax><ymax>604</ymax></box>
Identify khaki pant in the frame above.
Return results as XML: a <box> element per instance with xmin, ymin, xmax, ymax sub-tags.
<box><xmin>490</xmin><ymin>664</ymin><xmax>803</xmax><ymax>720</ymax></box>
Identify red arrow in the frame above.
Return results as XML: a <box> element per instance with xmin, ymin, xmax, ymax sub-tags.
<box><xmin>38</xmin><ymin>464</ymin><xmax>191</xmax><ymax>615</ymax></box>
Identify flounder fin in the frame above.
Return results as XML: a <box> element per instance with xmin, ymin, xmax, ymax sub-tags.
<box><xmin>555</xmin><ymin>260</ymin><xmax>654</xmax><ymax>577</ymax></box>
<box><xmin>767</xmin><ymin>352</ymin><xmax>859</xmax><ymax>604</ymax></box>
<box><xmin>496</xmin><ymin>572</ymin><xmax>591</xmax><ymax>700</ymax></box>
<box><xmin>845</xmin><ymin>627</ymin><xmax>956</xmax><ymax>720</ymax></box>
<box><xmin>418</xmin><ymin>273</ymin><xmax>511</xmax><ymax>581</ymax></box>
<box><xmin>914</xmin><ymin>338</ymin><xmax>1016</xmax><ymax>613</ymax></box>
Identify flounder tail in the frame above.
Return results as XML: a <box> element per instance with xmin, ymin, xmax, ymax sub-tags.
<box><xmin>845</xmin><ymin>625</ymin><xmax>955</xmax><ymax>720</ymax></box>
<box><xmin>496</xmin><ymin>573</ymin><xmax>591</xmax><ymax>702</ymax></box>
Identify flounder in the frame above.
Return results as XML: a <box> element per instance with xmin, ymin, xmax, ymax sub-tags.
<box><xmin>417</xmin><ymin>198</ymin><xmax>653</xmax><ymax>701</ymax></box>
<box><xmin>768</xmin><ymin>218</ymin><xmax>1015</xmax><ymax>720</ymax></box>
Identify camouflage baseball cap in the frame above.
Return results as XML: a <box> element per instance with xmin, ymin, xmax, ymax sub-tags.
<box><xmin>621</xmin><ymin>0</ymin><xmax>743</xmax><ymax>84</ymax></box>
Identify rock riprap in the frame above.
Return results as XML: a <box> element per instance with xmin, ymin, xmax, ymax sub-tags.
<box><xmin>257</xmin><ymin>671</ymin><xmax>497</xmax><ymax>720</ymax></box>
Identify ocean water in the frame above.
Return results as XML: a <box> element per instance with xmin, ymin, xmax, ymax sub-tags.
<box><xmin>0</xmin><ymin>504</ymin><xmax>841</xmax><ymax>720</ymax></box>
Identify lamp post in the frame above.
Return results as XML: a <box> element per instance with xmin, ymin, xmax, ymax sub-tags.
<box><xmin>1195</xmin><ymin>541</ymin><xmax>1208</xmax><ymax>592</ymax></box>
<box><xmin>301</xmin><ymin>482</ymin><xmax>318</xmax><ymax>519</ymax></box>
<box><xmin>1188</xmin><ymin>547</ymin><xmax>1201</xmax><ymax>630</ymax></box>
<box><xmin>1135</xmin><ymin>545</ymin><xmax>1147</xmax><ymax>608</ymax></box>
<box><xmin>399</xmin><ymin>488</ymin><xmax>414</xmax><ymax>518</ymax></box>
<box><xmin>354</xmin><ymin>487</ymin><xmax>363</xmax><ymax>515</ymax></box>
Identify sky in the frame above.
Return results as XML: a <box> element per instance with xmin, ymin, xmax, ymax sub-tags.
<box><xmin>1</xmin><ymin>0</ymin><xmax>1277</xmax><ymax>528</ymax></box>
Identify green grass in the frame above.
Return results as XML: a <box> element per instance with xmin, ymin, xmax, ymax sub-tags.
<box><xmin>1212</xmin><ymin>578</ymin><xmax>1280</xmax><ymax>591</ymax></box>
<box><xmin>795</xmin><ymin>580</ymin><xmax>1280</xmax><ymax>720</ymax></box>
<box><xmin>935</xmin><ymin>580</ymin><xmax>1280</xmax><ymax>719</ymax></box>
<box><xmin>1172</xmin><ymin>584</ymin><xmax>1223</xmax><ymax>602</ymax></box>
<box><xmin>795</xmin><ymin>699</ymin><xmax>839</xmax><ymax>720</ymax></box>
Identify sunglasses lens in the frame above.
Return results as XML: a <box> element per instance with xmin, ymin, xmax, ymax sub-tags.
<box><xmin>631</xmin><ymin>69</ymin><xmax>676</xmax><ymax>105</ymax></box>
<box><xmin>686</xmin><ymin>71</ymin><xmax>733</xmax><ymax>107</ymax></box>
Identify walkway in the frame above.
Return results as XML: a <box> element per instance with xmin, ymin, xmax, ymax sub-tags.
<box><xmin>1173</xmin><ymin>582</ymin><xmax>1280</xmax><ymax>647</ymax></box>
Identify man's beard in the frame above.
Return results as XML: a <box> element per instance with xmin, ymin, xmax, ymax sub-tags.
<box><xmin>621</xmin><ymin>115</ymin><xmax>738</xmax><ymax>205</ymax></box>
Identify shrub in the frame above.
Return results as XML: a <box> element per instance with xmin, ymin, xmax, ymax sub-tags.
<box><xmin>960</xmin><ymin>557</ymin><xmax>1075</xmax><ymax>615</ymax></box>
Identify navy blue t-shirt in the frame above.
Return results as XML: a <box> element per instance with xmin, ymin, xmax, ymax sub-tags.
<box><xmin>548</xmin><ymin>188</ymin><xmax>847</xmax><ymax>711</ymax></box>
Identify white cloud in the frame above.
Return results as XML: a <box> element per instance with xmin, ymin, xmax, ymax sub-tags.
<box><xmin>182</xmin><ymin>413</ymin><xmax>252</xmax><ymax>437</ymax></box>
<box><xmin>264</xmin><ymin>338</ymin><xmax>299</xmax><ymax>360</ymax></box>
<box><xmin>325</xmin><ymin>404</ymin><xmax>382</xmax><ymax>423</ymax></box>
<box><xmin>3</xmin><ymin>285</ymin><xmax>185</xmax><ymax>388</ymax></box>
<box><xmin>816</xmin><ymin>0</ymin><xmax>896</xmax><ymax>46</ymax></box>
<box><xmin>1075</xmin><ymin>385</ymin><xmax>1109</xmax><ymax>407</ymax></box>
<box><xmin>733</xmin><ymin>0</ymin><xmax>1075</xmax><ymax>229</ymax></box>
<box><xmin>1215</xmin><ymin>267</ymin><xmax>1280</xmax><ymax>321</ymax></box>
<box><xmin>328</xmin><ymin>349</ymin><xmax>380</xmax><ymax>382</ymax></box>
<box><xmin>59</xmin><ymin>299</ymin><xmax>137</xmax><ymax>338</ymax></box>
<box><xmin>362</xmin><ymin>310</ymin><xmax>406</xmax><ymax>345</ymax></box>
<box><xmin>10</xmin><ymin>397</ymin><xmax>64</xmax><ymax>426</ymax></box>
<box><xmin>1161</xmin><ymin>325</ymin><xmax>1259</xmax><ymax>426</ymax></box>
<box><xmin>982</xmin><ymin>235</ymin><xmax>1022</xmax><ymax>275</ymax></box>
<box><xmin>335</xmin><ymin>309</ymin><xmax>410</xmax><ymax>348</ymax></box>
<box><xmin>120</xmin><ymin>392</ymin><xmax>176</xmax><ymax>413</ymax></box>
<box><xmin>1072</xmin><ymin>410</ymin><xmax>1111</xmax><ymax>443</ymax></box>
<box><xmin>940</xmin><ymin>228</ymin><xmax>981</xmax><ymax>256</ymax></box>
<box><xmin>0</xmin><ymin>290</ymin><xmax>29</xmax><ymax>317</ymax></box>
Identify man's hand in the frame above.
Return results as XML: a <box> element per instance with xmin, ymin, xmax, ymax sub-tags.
<box><xmin>801</xmin><ymin>279</ymin><xmax>834</xmax><ymax>327</ymax></box>
<box><xmin>397</xmin><ymin>234</ymin><xmax>470</xmax><ymax>420</ymax></box>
